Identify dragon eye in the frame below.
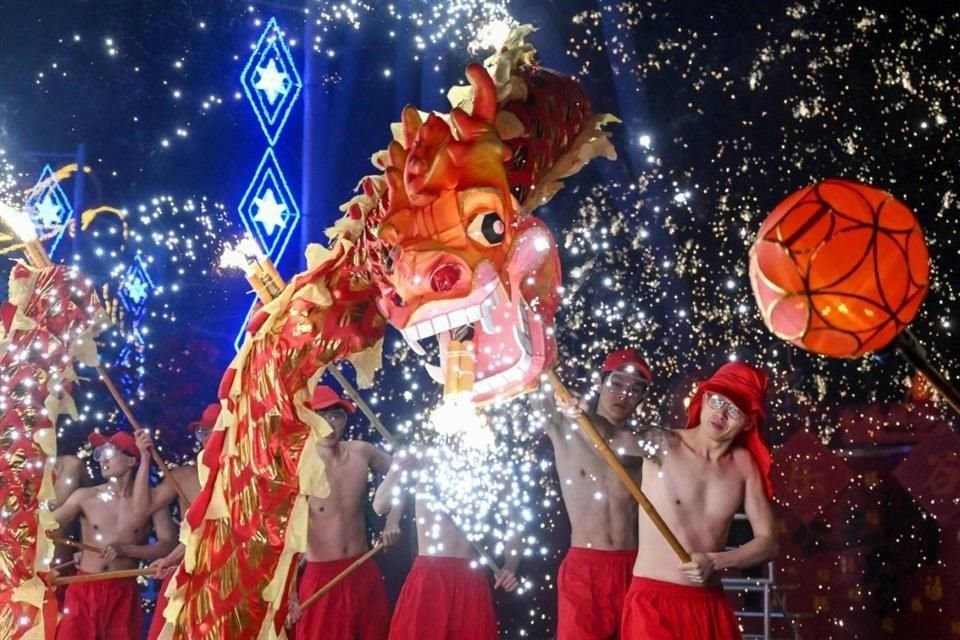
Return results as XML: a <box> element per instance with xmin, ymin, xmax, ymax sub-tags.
<box><xmin>467</xmin><ymin>211</ymin><xmax>506</xmax><ymax>246</ymax></box>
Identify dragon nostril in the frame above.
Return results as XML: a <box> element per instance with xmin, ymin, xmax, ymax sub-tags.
<box><xmin>430</xmin><ymin>264</ymin><xmax>461</xmax><ymax>293</ymax></box>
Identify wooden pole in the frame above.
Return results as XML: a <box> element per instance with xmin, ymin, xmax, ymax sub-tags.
<box><xmin>896</xmin><ymin>329</ymin><xmax>960</xmax><ymax>416</ymax></box>
<box><xmin>299</xmin><ymin>543</ymin><xmax>384</xmax><ymax>611</ymax></box>
<box><xmin>546</xmin><ymin>369</ymin><xmax>691</xmax><ymax>563</ymax></box>
<box><xmin>94</xmin><ymin>364</ymin><xmax>191</xmax><ymax>507</ymax></box>
<box><xmin>46</xmin><ymin>533</ymin><xmax>104</xmax><ymax>555</ymax></box>
<box><xmin>52</xmin><ymin>567</ymin><xmax>157</xmax><ymax>586</ymax></box>
<box><xmin>50</xmin><ymin>559</ymin><xmax>78</xmax><ymax>572</ymax></box>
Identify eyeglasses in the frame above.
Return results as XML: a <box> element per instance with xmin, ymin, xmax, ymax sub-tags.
<box><xmin>705</xmin><ymin>393</ymin><xmax>744</xmax><ymax>420</ymax></box>
<box><xmin>93</xmin><ymin>445</ymin><xmax>117</xmax><ymax>462</ymax></box>
<box><xmin>604</xmin><ymin>372</ymin><xmax>650</xmax><ymax>399</ymax></box>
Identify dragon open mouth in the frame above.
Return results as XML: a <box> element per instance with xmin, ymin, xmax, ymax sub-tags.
<box><xmin>396</xmin><ymin>262</ymin><xmax>547</xmax><ymax>404</ymax></box>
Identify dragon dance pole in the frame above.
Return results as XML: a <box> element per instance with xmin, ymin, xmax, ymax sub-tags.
<box><xmin>546</xmin><ymin>370</ymin><xmax>691</xmax><ymax>563</ymax></box>
<box><xmin>46</xmin><ymin>532</ymin><xmax>105</xmax><ymax>556</ymax></box>
<box><xmin>51</xmin><ymin>567</ymin><xmax>157</xmax><ymax>586</ymax></box>
<box><xmin>94</xmin><ymin>363</ymin><xmax>191</xmax><ymax>507</ymax></box>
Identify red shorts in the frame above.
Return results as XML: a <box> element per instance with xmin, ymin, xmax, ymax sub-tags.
<box><xmin>55</xmin><ymin>574</ymin><xmax>142</xmax><ymax>640</ymax></box>
<box><xmin>291</xmin><ymin>554</ymin><xmax>390</xmax><ymax>640</ymax></box>
<box><xmin>620</xmin><ymin>577</ymin><xmax>742</xmax><ymax>640</ymax></box>
<box><xmin>388</xmin><ymin>556</ymin><xmax>496</xmax><ymax>640</ymax></box>
<box><xmin>557</xmin><ymin>547</ymin><xmax>635</xmax><ymax>639</ymax></box>
<box><xmin>146</xmin><ymin>574</ymin><xmax>173</xmax><ymax>640</ymax></box>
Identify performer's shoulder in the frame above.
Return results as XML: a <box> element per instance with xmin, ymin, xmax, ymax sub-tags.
<box><xmin>730</xmin><ymin>446</ymin><xmax>759</xmax><ymax>474</ymax></box>
<box><xmin>345</xmin><ymin>439</ymin><xmax>380</xmax><ymax>459</ymax></box>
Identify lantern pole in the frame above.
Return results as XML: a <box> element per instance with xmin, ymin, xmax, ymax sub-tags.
<box><xmin>895</xmin><ymin>329</ymin><xmax>960</xmax><ymax>416</ymax></box>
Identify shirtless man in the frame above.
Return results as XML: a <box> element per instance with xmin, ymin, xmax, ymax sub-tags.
<box><xmin>374</xmin><ymin>454</ymin><xmax>520</xmax><ymax>640</ymax></box>
<box><xmin>285</xmin><ymin>386</ymin><xmax>403</xmax><ymax>640</ymax></box>
<box><xmin>620</xmin><ymin>361</ymin><xmax>778</xmax><ymax>639</ymax></box>
<box><xmin>145</xmin><ymin>402</ymin><xmax>218</xmax><ymax>640</ymax></box>
<box><xmin>51</xmin><ymin>430</ymin><xmax>178</xmax><ymax>640</ymax></box>
<box><xmin>546</xmin><ymin>347</ymin><xmax>653</xmax><ymax>639</ymax></box>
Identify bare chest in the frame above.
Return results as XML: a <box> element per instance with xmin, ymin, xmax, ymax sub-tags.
<box><xmin>81</xmin><ymin>494</ymin><xmax>149</xmax><ymax>543</ymax></box>
<box><xmin>308</xmin><ymin>457</ymin><xmax>369</xmax><ymax>515</ymax></box>
<box><xmin>646</xmin><ymin>448</ymin><xmax>745</xmax><ymax>519</ymax></box>
<box><xmin>554</xmin><ymin>439</ymin><xmax>637</xmax><ymax>505</ymax></box>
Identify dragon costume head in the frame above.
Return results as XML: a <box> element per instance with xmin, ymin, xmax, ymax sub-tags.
<box><xmin>352</xmin><ymin>26</ymin><xmax>617</xmax><ymax>403</ymax></box>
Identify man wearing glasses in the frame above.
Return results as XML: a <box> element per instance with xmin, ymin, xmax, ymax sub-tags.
<box><xmin>620</xmin><ymin>361</ymin><xmax>778</xmax><ymax>639</ymax></box>
<box><xmin>546</xmin><ymin>348</ymin><xmax>654</xmax><ymax>640</ymax></box>
<box><xmin>51</xmin><ymin>429</ymin><xmax>178</xmax><ymax>640</ymax></box>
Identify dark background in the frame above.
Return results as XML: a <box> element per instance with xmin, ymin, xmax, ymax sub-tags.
<box><xmin>1</xmin><ymin>1</ymin><xmax>958</xmax><ymax>637</ymax></box>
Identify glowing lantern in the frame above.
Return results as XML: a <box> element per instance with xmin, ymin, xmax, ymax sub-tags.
<box><xmin>749</xmin><ymin>178</ymin><xmax>929</xmax><ymax>358</ymax></box>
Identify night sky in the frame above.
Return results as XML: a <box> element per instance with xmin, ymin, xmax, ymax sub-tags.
<box><xmin>1</xmin><ymin>1</ymin><xmax>959</xmax><ymax>638</ymax></box>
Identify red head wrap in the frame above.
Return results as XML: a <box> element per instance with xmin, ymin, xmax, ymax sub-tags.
<box><xmin>685</xmin><ymin>361</ymin><xmax>773</xmax><ymax>500</ymax></box>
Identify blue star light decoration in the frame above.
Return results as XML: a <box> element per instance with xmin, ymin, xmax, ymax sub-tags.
<box><xmin>237</xmin><ymin>148</ymin><xmax>301</xmax><ymax>260</ymax></box>
<box><xmin>234</xmin><ymin>17</ymin><xmax>302</xmax><ymax>351</ymax></box>
<box><xmin>25</xmin><ymin>164</ymin><xmax>74</xmax><ymax>256</ymax></box>
<box><xmin>240</xmin><ymin>17</ymin><xmax>303</xmax><ymax>146</ymax></box>
<box><xmin>118</xmin><ymin>255</ymin><xmax>154</xmax><ymax>327</ymax></box>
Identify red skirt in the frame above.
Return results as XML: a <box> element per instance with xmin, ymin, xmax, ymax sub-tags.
<box><xmin>55</xmin><ymin>573</ymin><xmax>142</xmax><ymax>640</ymax></box>
<box><xmin>146</xmin><ymin>574</ymin><xmax>172</xmax><ymax>640</ymax></box>
<box><xmin>557</xmin><ymin>547</ymin><xmax>635</xmax><ymax>639</ymax></box>
<box><xmin>291</xmin><ymin>554</ymin><xmax>390</xmax><ymax>640</ymax></box>
<box><xmin>388</xmin><ymin>556</ymin><xmax>496</xmax><ymax>640</ymax></box>
<box><xmin>620</xmin><ymin>577</ymin><xmax>743</xmax><ymax>640</ymax></box>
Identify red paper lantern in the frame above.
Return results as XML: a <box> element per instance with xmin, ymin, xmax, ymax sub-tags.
<box><xmin>749</xmin><ymin>178</ymin><xmax>929</xmax><ymax>358</ymax></box>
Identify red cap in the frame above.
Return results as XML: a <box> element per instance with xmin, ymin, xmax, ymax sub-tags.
<box><xmin>685</xmin><ymin>361</ymin><xmax>773</xmax><ymax>500</ymax></box>
<box><xmin>600</xmin><ymin>348</ymin><xmax>652</xmax><ymax>382</ymax></box>
<box><xmin>189</xmin><ymin>403</ymin><xmax>221</xmax><ymax>430</ymax></box>
<box><xmin>88</xmin><ymin>431</ymin><xmax>138</xmax><ymax>457</ymax></box>
<box><xmin>310</xmin><ymin>386</ymin><xmax>356</xmax><ymax>414</ymax></box>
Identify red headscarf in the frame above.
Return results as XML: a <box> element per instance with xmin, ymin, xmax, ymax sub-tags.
<box><xmin>685</xmin><ymin>361</ymin><xmax>774</xmax><ymax>500</ymax></box>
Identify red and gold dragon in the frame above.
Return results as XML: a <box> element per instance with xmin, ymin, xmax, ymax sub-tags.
<box><xmin>0</xmin><ymin>262</ymin><xmax>107</xmax><ymax>640</ymax></box>
<box><xmin>158</xmin><ymin>26</ymin><xmax>618</xmax><ymax>639</ymax></box>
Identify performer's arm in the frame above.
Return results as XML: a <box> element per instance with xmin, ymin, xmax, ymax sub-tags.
<box><xmin>532</xmin><ymin>388</ymin><xmax>566</xmax><ymax>443</ymax></box>
<box><xmin>144</xmin><ymin>478</ymin><xmax>179</xmax><ymax>516</ymax></box>
<box><xmin>708</xmin><ymin>458</ymin><xmax>778</xmax><ymax>571</ymax></box>
<box><xmin>367</xmin><ymin>444</ymin><xmax>405</xmax><ymax>546</ymax></box>
<box><xmin>372</xmin><ymin>452</ymin><xmax>416</xmax><ymax>516</ymax></box>
<box><xmin>49</xmin><ymin>487</ymin><xmax>88</xmax><ymax>527</ymax></box>
<box><xmin>493</xmin><ymin>529</ymin><xmax>522</xmax><ymax>592</ymax></box>
<box><xmin>149</xmin><ymin>542</ymin><xmax>186</xmax><ymax>579</ymax></box>
<box><xmin>680</xmin><ymin>454</ymin><xmax>777</xmax><ymax>584</ymax></box>
<box><xmin>117</xmin><ymin>505</ymin><xmax>179</xmax><ymax>562</ymax></box>
<box><xmin>132</xmin><ymin>430</ymin><xmax>156</xmax><ymax>521</ymax></box>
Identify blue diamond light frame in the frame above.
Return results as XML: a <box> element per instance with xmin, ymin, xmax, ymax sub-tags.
<box><xmin>240</xmin><ymin>17</ymin><xmax>303</xmax><ymax>146</ymax></box>
<box><xmin>25</xmin><ymin>164</ymin><xmax>74</xmax><ymax>256</ymax></box>
<box><xmin>237</xmin><ymin>147</ymin><xmax>301</xmax><ymax>261</ymax></box>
